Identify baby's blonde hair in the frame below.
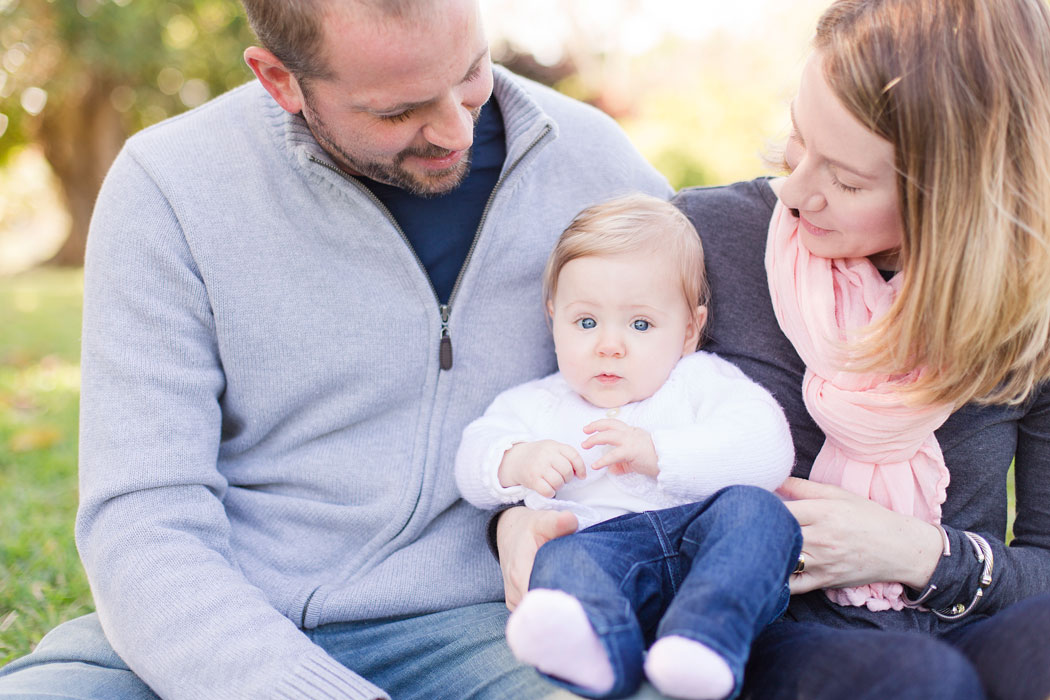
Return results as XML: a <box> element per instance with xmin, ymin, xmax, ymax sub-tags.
<box><xmin>542</xmin><ymin>193</ymin><xmax>709</xmax><ymax>347</ymax></box>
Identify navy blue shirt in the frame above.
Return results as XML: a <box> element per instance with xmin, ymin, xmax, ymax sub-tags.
<box><xmin>359</xmin><ymin>98</ymin><xmax>506</xmax><ymax>304</ymax></box>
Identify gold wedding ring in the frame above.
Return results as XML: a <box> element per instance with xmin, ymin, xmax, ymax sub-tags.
<box><xmin>793</xmin><ymin>553</ymin><xmax>806</xmax><ymax>575</ymax></box>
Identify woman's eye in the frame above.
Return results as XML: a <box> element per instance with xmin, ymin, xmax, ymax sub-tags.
<box><xmin>632</xmin><ymin>319</ymin><xmax>651</xmax><ymax>331</ymax></box>
<box><xmin>577</xmin><ymin>318</ymin><xmax>596</xmax><ymax>330</ymax></box>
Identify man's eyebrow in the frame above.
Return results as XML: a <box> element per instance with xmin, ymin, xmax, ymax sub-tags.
<box><xmin>362</xmin><ymin>48</ymin><xmax>488</xmax><ymax>115</ymax></box>
<box><xmin>789</xmin><ymin>100</ymin><xmax>879</xmax><ymax>181</ymax></box>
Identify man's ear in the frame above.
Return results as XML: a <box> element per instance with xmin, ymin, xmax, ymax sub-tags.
<box><xmin>244</xmin><ymin>46</ymin><xmax>307</xmax><ymax>114</ymax></box>
<box><xmin>683</xmin><ymin>305</ymin><xmax>708</xmax><ymax>355</ymax></box>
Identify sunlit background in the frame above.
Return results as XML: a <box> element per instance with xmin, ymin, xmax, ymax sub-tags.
<box><xmin>0</xmin><ymin>0</ymin><xmax>828</xmax><ymax>273</ymax></box>
<box><xmin>0</xmin><ymin>0</ymin><xmax>830</xmax><ymax>663</ymax></box>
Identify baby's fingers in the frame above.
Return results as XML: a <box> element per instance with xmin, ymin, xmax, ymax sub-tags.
<box><xmin>591</xmin><ymin>447</ymin><xmax>627</xmax><ymax>471</ymax></box>
<box><xmin>581</xmin><ymin>430</ymin><xmax>624</xmax><ymax>451</ymax></box>
<box><xmin>556</xmin><ymin>444</ymin><xmax>587</xmax><ymax>480</ymax></box>
<box><xmin>582</xmin><ymin>418</ymin><xmax>627</xmax><ymax>434</ymax></box>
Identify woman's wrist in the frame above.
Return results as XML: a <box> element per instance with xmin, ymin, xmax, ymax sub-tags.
<box><xmin>897</xmin><ymin>518</ymin><xmax>946</xmax><ymax>590</ymax></box>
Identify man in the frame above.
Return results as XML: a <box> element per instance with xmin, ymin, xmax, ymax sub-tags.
<box><xmin>0</xmin><ymin>0</ymin><xmax>670</xmax><ymax>698</ymax></box>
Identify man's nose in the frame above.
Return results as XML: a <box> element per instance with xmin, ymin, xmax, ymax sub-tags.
<box><xmin>421</xmin><ymin>95</ymin><xmax>475</xmax><ymax>153</ymax></box>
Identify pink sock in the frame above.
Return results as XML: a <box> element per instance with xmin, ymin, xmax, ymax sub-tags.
<box><xmin>505</xmin><ymin>589</ymin><xmax>615</xmax><ymax>694</ymax></box>
<box><xmin>644</xmin><ymin>635</ymin><xmax>734</xmax><ymax>700</ymax></box>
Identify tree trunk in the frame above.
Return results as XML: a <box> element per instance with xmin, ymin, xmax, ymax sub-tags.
<box><xmin>38</xmin><ymin>75</ymin><xmax>127</xmax><ymax>267</ymax></box>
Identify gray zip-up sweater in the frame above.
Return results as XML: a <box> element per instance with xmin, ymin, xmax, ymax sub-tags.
<box><xmin>76</xmin><ymin>67</ymin><xmax>670</xmax><ymax>699</ymax></box>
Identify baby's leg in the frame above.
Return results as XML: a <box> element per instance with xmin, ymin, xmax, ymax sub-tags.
<box><xmin>508</xmin><ymin>514</ymin><xmax>663</xmax><ymax>698</ymax></box>
<box><xmin>506</xmin><ymin>588</ymin><xmax>616</xmax><ymax>694</ymax></box>
<box><xmin>647</xmin><ymin>486</ymin><xmax>802</xmax><ymax>700</ymax></box>
<box><xmin>644</xmin><ymin>636</ymin><xmax>733</xmax><ymax>700</ymax></box>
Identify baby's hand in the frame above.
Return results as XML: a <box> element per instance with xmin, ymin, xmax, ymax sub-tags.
<box><xmin>498</xmin><ymin>440</ymin><xmax>587</xmax><ymax>497</ymax></box>
<box><xmin>582</xmin><ymin>419</ymin><xmax>659</xmax><ymax>477</ymax></box>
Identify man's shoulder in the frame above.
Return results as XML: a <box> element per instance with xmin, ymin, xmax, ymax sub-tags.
<box><xmin>123</xmin><ymin>81</ymin><xmax>272</xmax><ymax>163</ymax></box>
<box><xmin>494</xmin><ymin>66</ymin><xmax>627</xmax><ymax>139</ymax></box>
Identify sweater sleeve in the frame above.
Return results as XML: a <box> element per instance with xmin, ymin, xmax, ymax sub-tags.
<box><xmin>920</xmin><ymin>381</ymin><xmax>1050</xmax><ymax>615</ymax></box>
<box><xmin>652</xmin><ymin>353</ymin><xmax>795</xmax><ymax>501</ymax></box>
<box><xmin>75</xmin><ymin>149</ymin><xmax>387</xmax><ymax>700</ymax></box>
<box><xmin>454</xmin><ymin>381</ymin><xmax>552</xmax><ymax>508</ymax></box>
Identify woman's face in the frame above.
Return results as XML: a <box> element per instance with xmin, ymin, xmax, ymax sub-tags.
<box><xmin>779</xmin><ymin>51</ymin><xmax>904</xmax><ymax>269</ymax></box>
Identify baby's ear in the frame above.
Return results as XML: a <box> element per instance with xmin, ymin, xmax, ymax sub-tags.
<box><xmin>683</xmin><ymin>305</ymin><xmax>708</xmax><ymax>355</ymax></box>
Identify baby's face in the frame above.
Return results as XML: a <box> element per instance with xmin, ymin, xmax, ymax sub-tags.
<box><xmin>549</xmin><ymin>251</ymin><xmax>698</xmax><ymax>409</ymax></box>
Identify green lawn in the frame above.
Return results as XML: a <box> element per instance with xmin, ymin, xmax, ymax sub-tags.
<box><xmin>0</xmin><ymin>268</ymin><xmax>92</xmax><ymax>666</ymax></box>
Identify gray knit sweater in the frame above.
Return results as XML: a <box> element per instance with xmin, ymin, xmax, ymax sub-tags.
<box><xmin>75</xmin><ymin>66</ymin><xmax>670</xmax><ymax>699</ymax></box>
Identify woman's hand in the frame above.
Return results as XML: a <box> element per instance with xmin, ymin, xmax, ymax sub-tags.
<box><xmin>777</xmin><ymin>477</ymin><xmax>945</xmax><ymax>594</ymax></box>
<box><xmin>495</xmin><ymin>506</ymin><xmax>578</xmax><ymax>609</ymax></box>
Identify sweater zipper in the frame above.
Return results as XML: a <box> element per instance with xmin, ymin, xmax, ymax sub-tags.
<box><xmin>308</xmin><ymin>123</ymin><xmax>552</xmax><ymax>371</ymax></box>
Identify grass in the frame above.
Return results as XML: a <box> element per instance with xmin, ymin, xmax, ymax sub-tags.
<box><xmin>0</xmin><ymin>267</ymin><xmax>92</xmax><ymax>666</ymax></box>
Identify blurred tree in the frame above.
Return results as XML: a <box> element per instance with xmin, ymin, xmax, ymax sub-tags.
<box><xmin>0</xmin><ymin>0</ymin><xmax>254</xmax><ymax>266</ymax></box>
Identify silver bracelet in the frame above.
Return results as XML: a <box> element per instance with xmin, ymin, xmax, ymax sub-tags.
<box><xmin>903</xmin><ymin>529</ymin><xmax>994</xmax><ymax>620</ymax></box>
<box><xmin>900</xmin><ymin>523</ymin><xmax>951</xmax><ymax>607</ymax></box>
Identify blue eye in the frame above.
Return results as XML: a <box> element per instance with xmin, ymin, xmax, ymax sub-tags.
<box><xmin>632</xmin><ymin>319</ymin><xmax>651</xmax><ymax>331</ymax></box>
<box><xmin>577</xmin><ymin>318</ymin><xmax>596</xmax><ymax>330</ymax></box>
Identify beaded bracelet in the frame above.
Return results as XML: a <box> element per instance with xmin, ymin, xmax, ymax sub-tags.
<box><xmin>901</xmin><ymin>529</ymin><xmax>994</xmax><ymax>620</ymax></box>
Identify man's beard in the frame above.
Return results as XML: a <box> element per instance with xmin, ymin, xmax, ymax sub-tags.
<box><xmin>303</xmin><ymin>100</ymin><xmax>479</xmax><ymax>197</ymax></box>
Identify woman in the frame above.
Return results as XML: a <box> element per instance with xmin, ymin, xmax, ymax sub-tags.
<box><xmin>497</xmin><ymin>1</ymin><xmax>1050</xmax><ymax>698</ymax></box>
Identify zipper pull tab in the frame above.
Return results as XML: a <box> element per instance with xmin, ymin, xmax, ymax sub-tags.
<box><xmin>439</xmin><ymin>304</ymin><xmax>453</xmax><ymax>370</ymax></box>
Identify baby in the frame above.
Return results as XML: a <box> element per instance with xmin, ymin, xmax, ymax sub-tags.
<box><xmin>455</xmin><ymin>194</ymin><xmax>800</xmax><ymax>700</ymax></box>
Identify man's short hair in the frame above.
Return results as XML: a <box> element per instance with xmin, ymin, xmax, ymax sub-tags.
<box><xmin>240</xmin><ymin>0</ymin><xmax>430</xmax><ymax>83</ymax></box>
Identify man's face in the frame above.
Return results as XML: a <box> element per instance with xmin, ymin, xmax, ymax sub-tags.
<box><xmin>299</xmin><ymin>0</ymin><xmax>494</xmax><ymax>196</ymax></box>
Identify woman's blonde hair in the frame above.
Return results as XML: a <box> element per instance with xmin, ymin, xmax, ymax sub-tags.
<box><xmin>542</xmin><ymin>193</ymin><xmax>709</xmax><ymax>346</ymax></box>
<box><xmin>815</xmin><ymin>0</ymin><xmax>1050</xmax><ymax>406</ymax></box>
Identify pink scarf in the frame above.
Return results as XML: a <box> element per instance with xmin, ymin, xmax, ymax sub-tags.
<box><xmin>765</xmin><ymin>201</ymin><xmax>952</xmax><ymax>612</ymax></box>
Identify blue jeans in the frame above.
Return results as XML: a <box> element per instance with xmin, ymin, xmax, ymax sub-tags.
<box><xmin>528</xmin><ymin>485</ymin><xmax>803</xmax><ymax>699</ymax></box>
<box><xmin>0</xmin><ymin>603</ymin><xmax>675</xmax><ymax>699</ymax></box>
<box><xmin>740</xmin><ymin>592</ymin><xmax>1050</xmax><ymax>700</ymax></box>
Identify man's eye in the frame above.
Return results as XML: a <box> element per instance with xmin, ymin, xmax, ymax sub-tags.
<box><xmin>577</xmin><ymin>318</ymin><xmax>596</xmax><ymax>330</ymax></box>
<box><xmin>380</xmin><ymin>110</ymin><xmax>414</xmax><ymax>123</ymax></box>
<box><xmin>632</xmin><ymin>319</ymin><xmax>651</xmax><ymax>331</ymax></box>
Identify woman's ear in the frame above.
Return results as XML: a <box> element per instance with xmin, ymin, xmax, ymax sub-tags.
<box><xmin>683</xmin><ymin>305</ymin><xmax>708</xmax><ymax>355</ymax></box>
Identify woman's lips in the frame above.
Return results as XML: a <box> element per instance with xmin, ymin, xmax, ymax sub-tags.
<box><xmin>799</xmin><ymin>214</ymin><xmax>833</xmax><ymax>237</ymax></box>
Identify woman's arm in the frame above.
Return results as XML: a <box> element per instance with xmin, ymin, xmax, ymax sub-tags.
<box><xmin>781</xmin><ymin>382</ymin><xmax>1050</xmax><ymax>614</ymax></box>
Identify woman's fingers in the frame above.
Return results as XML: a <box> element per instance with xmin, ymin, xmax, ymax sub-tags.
<box><xmin>776</xmin><ymin>476</ymin><xmax>853</xmax><ymax>501</ymax></box>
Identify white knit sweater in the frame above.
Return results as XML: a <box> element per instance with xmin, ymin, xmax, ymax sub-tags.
<box><xmin>455</xmin><ymin>350</ymin><xmax>795</xmax><ymax>529</ymax></box>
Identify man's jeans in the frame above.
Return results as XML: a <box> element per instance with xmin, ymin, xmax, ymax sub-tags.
<box><xmin>528</xmin><ymin>485</ymin><xmax>803</xmax><ymax>699</ymax></box>
<box><xmin>0</xmin><ymin>602</ymin><xmax>676</xmax><ymax>699</ymax></box>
